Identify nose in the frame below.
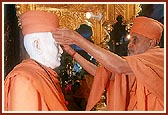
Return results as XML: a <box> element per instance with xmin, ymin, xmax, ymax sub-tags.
<box><xmin>128</xmin><ymin>43</ymin><xmax>131</xmax><ymax>49</ymax></box>
<box><xmin>58</xmin><ymin>45</ymin><xmax>63</xmax><ymax>54</ymax></box>
<box><xmin>128</xmin><ymin>41</ymin><xmax>133</xmax><ymax>49</ymax></box>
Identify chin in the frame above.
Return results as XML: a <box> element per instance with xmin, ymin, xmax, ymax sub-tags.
<box><xmin>128</xmin><ymin>51</ymin><xmax>136</xmax><ymax>56</ymax></box>
<box><xmin>128</xmin><ymin>53</ymin><xmax>133</xmax><ymax>56</ymax></box>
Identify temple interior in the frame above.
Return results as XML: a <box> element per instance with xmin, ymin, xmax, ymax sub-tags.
<box><xmin>3</xmin><ymin>3</ymin><xmax>164</xmax><ymax>111</ymax></box>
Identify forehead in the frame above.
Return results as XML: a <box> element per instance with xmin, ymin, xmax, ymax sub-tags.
<box><xmin>130</xmin><ymin>33</ymin><xmax>148</xmax><ymax>41</ymax></box>
<box><xmin>38</xmin><ymin>32</ymin><xmax>56</xmax><ymax>42</ymax></box>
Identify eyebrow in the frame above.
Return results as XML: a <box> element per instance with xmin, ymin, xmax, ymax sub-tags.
<box><xmin>132</xmin><ymin>35</ymin><xmax>138</xmax><ymax>39</ymax></box>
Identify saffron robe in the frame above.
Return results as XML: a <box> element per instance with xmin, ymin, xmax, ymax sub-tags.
<box><xmin>4</xmin><ymin>59</ymin><xmax>68</xmax><ymax>111</ymax></box>
<box><xmin>86</xmin><ymin>47</ymin><xmax>164</xmax><ymax>111</ymax></box>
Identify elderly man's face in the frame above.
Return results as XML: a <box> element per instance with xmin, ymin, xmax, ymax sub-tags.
<box><xmin>128</xmin><ymin>33</ymin><xmax>151</xmax><ymax>56</ymax></box>
<box><xmin>40</xmin><ymin>33</ymin><xmax>63</xmax><ymax>69</ymax></box>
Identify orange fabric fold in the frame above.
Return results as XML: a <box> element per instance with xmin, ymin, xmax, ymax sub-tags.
<box><xmin>125</xmin><ymin>47</ymin><xmax>164</xmax><ymax>110</ymax></box>
<box><xmin>4</xmin><ymin>59</ymin><xmax>68</xmax><ymax>111</ymax></box>
<box><xmin>86</xmin><ymin>67</ymin><xmax>111</xmax><ymax>111</ymax></box>
<box><xmin>86</xmin><ymin>47</ymin><xmax>164</xmax><ymax>111</ymax></box>
<box><xmin>105</xmin><ymin>73</ymin><xmax>129</xmax><ymax>110</ymax></box>
<box><xmin>21</xmin><ymin>10</ymin><xmax>59</xmax><ymax>35</ymax></box>
<box><xmin>130</xmin><ymin>16</ymin><xmax>163</xmax><ymax>42</ymax></box>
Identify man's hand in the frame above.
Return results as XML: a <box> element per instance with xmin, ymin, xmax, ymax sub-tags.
<box><xmin>52</xmin><ymin>28</ymin><xmax>80</xmax><ymax>45</ymax></box>
<box><xmin>62</xmin><ymin>45</ymin><xmax>76</xmax><ymax>57</ymax></box>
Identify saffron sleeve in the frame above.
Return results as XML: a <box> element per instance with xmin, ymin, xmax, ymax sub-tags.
<box><xmin>7</xmin><ymin>75</ymin><xmax>39</xmax><ymax>111</ymax></box>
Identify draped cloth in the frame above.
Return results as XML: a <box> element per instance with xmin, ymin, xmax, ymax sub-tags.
<box><xmin>86</xmin><ymin>47</ymin><xmax>164</xmax><ymax>111</ymax></box>
<box><xmin>21</xmin><ymin>10</ymin><xmax>59</xmax><ymax>36</ymax></box>
<box><xmin>4</xmin><ymin>59</ymin><xmax>68</xmax><ymax>111</ymax></box>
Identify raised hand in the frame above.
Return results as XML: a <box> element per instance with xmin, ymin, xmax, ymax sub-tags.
<box><xmin>52</xmin><ymin>28</ymin><xmax>81</xmax><ymax>45</ymax></box>
<box><xmin>62</xmin><ymin>45</ymin><xmax>76</xmax><ymax>57</ymax></box>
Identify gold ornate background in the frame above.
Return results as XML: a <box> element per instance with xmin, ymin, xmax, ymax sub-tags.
<box><xmin>15</xmin><ymin>4</ymin><xmax>141</xmax><ymax>45</ymax></box>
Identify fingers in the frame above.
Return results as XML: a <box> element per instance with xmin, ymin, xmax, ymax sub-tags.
<box><xmin>52</xmin><ymin>30</ymin><xmax>68</xmax><ymax>39</ymax></box>
<box><xmin>52</xmin><ymin>30</ymin><xmax>75</xmax><ymax>45</ymax></box>
<box><xmin>56</xmin><ymin>38</ymin><xmax>74</xmax><ymax>45</ymax></box>
<box><xmin>52</xmin><ymin>28</ymin><xmax>71</xmax><ymax>35</ymax></box>
<box><xmin>61</xmin><ymin>45</ymin><xmax>66</xmax><ymax>51</ymax></box>
<box><xmin>62</xmin><ymin>44</ymin><xmax>75</xmax><ymax>56</ymax></box>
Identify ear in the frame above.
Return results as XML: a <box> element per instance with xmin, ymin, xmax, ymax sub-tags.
<box><xmin>149</xmin><ymin>39</ymin><xmax>157</xmax><ymax>48</ymax></box>
<box><xmin>33</xmin><ymin>39</ymin><xmax>42</xmax><ymax>54</ymax></box>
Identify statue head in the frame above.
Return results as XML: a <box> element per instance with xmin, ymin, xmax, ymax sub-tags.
<box><xmin>21</xmin><ymin>10</ymin><xmax>63</xmax><ymax>69</ymax></box>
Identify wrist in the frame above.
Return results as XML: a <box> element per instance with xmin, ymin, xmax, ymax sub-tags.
<box><xmin>71</xmin><ymin>51</ymin><xmax>77</xmax><ymax>58</ymax></box>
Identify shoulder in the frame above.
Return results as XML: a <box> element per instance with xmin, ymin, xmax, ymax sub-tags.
<box><xmin>5</xmin><ymin>60</ymin><xmax>44</xmax><ymax>87</ymax></box>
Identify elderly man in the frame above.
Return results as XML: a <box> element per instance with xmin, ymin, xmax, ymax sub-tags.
<box><xmin>52</xmin><ymin>16</ymin><xmax>164</xmax><ymax>111</ymax></box>
<box><xmin>4</xmin><ymin>11</ymin><xmax>68</xmax><ymax>111</ymax></box>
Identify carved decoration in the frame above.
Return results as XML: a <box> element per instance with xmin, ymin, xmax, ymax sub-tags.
<box><xmin>15</xmin><ymin>4</ymin><xmax>141</xmax><ymax>45</ymax></box>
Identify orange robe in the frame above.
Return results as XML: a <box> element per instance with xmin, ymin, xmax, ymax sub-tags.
<box><xmin>86</xmin><ymin>47</ymin><xmax>164</xmax><ymax>111</ymax></box>
<box><xmin>4</xmin><ymin>59</ymin><xmax>68</xmax><ymax>111</ymax></box>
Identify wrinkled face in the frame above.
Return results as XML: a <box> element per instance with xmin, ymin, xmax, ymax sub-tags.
<box><xmin>40</xmin><ymin>33</ymin><xmax>63</xmax><ymax>69</ymax></box>
<box><xmin>127</xmin><ymin>33</ymin><xmax>151</xmax><ymax>56</ymax></box>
